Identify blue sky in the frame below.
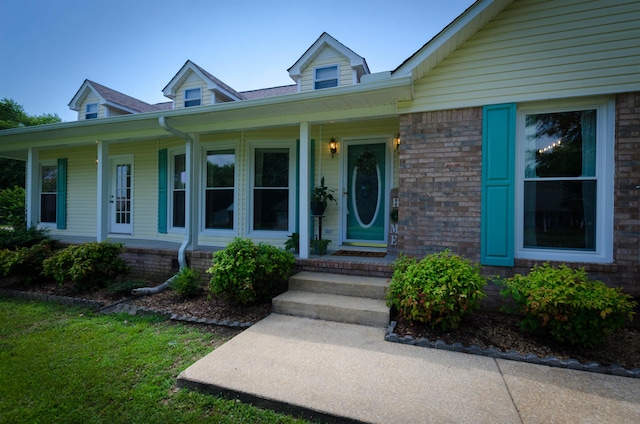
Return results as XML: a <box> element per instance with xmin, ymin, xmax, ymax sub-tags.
<box><xmin>0</xmin><ymin>0</ymin><xmax>475</xmax><ymax>122</ymax></box>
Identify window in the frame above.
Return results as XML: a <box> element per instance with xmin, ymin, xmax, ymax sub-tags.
<box><xmin>205</xmin><ymin>150</ymin><xmax>235</xmax><ymax>230</ymax></box>
<box><xmin>314</xmin><ymin>65</ymin><xmax>338</xmax><ymax>89</ymax></box>
<box><xmin>172</xmin><ymin>153</ymin><xmax>186</xmax><ymax>228</ymax></box>
<box><xmin>40</xmin><ymin>164</ymin><xmax>57</xmax><ymax>223</ymax></box>
<box><xmin>252</xmin><ymin>148</ymin><xmax>290</xmax><ymax>231</ymax></box>
<box><xmin>184</xmin><ymin>88</ymin><xmax>201</xmax><ymax>107</ymax></box>
<box><xmin>85</xmin><ymin>103</ymin><xmax>98</xmax><ymax>119</ymax></box>
<box><xmin>516</xmin><ymin>100</ymin><xmax>613</xmax><ymax>262</ymax></box>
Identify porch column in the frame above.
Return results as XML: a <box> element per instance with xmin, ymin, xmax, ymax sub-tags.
<box><xmin>96</xmin><ymin>141</ymin><xmax>109</xmax><ymax>241</ymax></box>
<box><xmin>299</xmin><ymin>122</ymin><xmax>311</xmax><ymax>259</ymax></box>
<box><xmin>25</xmin><ymin>147</ymin><xmax>39</xmax><ymax>229</ymax></box>
<box><xmin>185</xmin><ymin>134</ymin><xmax>200</xmax><ymax>250</ymax></box>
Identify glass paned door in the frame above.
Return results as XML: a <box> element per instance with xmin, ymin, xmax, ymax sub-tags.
<box><xmin>110</xmin><ymin>159</ymin><xmax>133</xmax><ymax>234</ymax></box>
<box><xmin>345</xmin><ymin>143</ymin><xmax>386</xmax><ymax>244</ymax></box>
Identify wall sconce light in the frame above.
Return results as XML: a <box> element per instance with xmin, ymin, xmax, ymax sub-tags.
<box><xmin>394</xmin><ymin>134</ymin><xmax>401</xmax><ymax>150</ymax></box>
<box><xmin>329</xmin><ymin>138</ymin><xmax>338</xmax><ymax>158</ymax></box>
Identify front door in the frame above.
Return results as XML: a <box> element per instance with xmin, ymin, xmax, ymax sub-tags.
<box><xmin>110</xmin><ymin>157</ymin><xmax>133</xmax><ymax>234</ymax></box>
<box><xmin>343</xmin><ymin>142</ymin><xmax>386</xmax><ymax>246</ymax></box>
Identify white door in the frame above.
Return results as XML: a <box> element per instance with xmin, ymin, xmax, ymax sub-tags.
<box><xmin>110</xmin><ymin>157</ymin><xmax>133</xmax><ymax>234</ymax></box>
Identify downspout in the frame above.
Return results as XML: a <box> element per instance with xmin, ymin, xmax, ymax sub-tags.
<box><xmin>131</xmin><ymin>116</ymin><xmax>191</xmax><ymax>296</ymax></box>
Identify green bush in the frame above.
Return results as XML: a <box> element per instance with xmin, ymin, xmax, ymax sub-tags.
<box><xmin>499</xmin><ymin>263</ymin><xmax>637</xmax><ymax>347</ymax></box>
<box><xmin>42</xmin><ymin>241</ymin><xmax>130</xmax><ymax>292</ymax></box>
<box><xmin>170</xmin><ymin>267</ymin><xmax>201</xmax><ymax>298</ymax></box>
<box><xmin>0</xmin><ymin>186</ymin><xmax>26</xmax><ymax>230</ymax></box>
<box><xmin>107</xmin><ymin>279</ymin><xmax>148</xmax><ymax>296</ymax></box>
<box><xmin>207</xmin><ymin>238</ymin><xmax>295</xmax><ymax>305</ymax></box>
<box><xmin>0</xmin><ymin>226</ymin><xmax>51</xmax><ymax>250</ymax></box>
<box><xmin>0</xmin><ymin>240</ymin><xmax>56</xmax><ymax>285</ymax></box>
<box><xmin>386</xmin><ymin>251</ymin><xmax>486</xmax><ymax>330</ymax></box>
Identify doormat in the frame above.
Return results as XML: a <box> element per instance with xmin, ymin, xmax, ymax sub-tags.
<box><xmin>332</xmin><ymin>250</ymin><xmax>386</xmax><ymax>258</ymax></box>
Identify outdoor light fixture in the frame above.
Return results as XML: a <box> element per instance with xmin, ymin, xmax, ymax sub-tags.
<box><xmin>329</xmin><ymin>138</ymin><xmax>338</xmax><ymax>158</ymax></box>
<box><xmin>394</xmin><ymin>134</ymin><xmax>401</xmax><ymax>150</ymax></box>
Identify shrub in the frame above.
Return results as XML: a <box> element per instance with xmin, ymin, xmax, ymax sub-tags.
<box><xmin>207</xmin><ymin>237</ymin><xmax>295</xmax><ymax>305</ymax></box>
<box><xmin>170</xmin><ymin>267</ymin><xmax>201</xmax><ymax>298</ymax></box>
<box><xmin>386</xmin><ymin>251</ymin><xmax>486</xmax><ymax>330</ymax></box>
<box><xmin>43</xmin><ymin>241</ymin><xmax>130</xmax><ymax>292</ymax></box>
<box><xmin>107</xmin><ymin>279</ymin><xmax>148</xmax><ymax>296</ymax></box>
<box><xmin>0</xmin><ymin>186</ymin><xmax>26</xmax><ymax>230</ymax></box>
<box><xmin>499</xmin><ymin>263</ymin><xmax>637</xmax><ymax>347</ymax></box>
<box><xmin>0</xmin><ymin>226</ymin><xmax>51</xmax><ymax>250</ymax></box>
<box><xmin>0</xmin><ymin>240</ymin><xmax>56</xmax><ymax>285</ymax></box>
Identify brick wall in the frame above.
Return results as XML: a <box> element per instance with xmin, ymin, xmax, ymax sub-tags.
<box><xmin>398</xmin><ymin>95</ymin><xmax>640</xmax><ymax>297</ymax></box>
<box><xmin>397</xmin><ymin>107</ymin><xmax>483</xmax><ymax>260</ymax></box>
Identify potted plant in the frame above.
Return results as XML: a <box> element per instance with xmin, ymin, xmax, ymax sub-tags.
<box><xmin>311</xmin><ymin>176</ymin><xmax>336</xmax><ymax>215</ymax></box>
<box><xmin>284</xmin><ymin>232</ymin><xmax>299</xmax><ymax>253</ymax></box>
<box><xmin>310</xmin><ymin>238</ymin><xmax>331</xmax><ymax>255</ymax></box>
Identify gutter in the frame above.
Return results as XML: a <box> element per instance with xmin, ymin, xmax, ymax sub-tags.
<box><xmin>131</xmin><ymin>116</ymin><xmax>191</xmax><ymax>296</ymax></box>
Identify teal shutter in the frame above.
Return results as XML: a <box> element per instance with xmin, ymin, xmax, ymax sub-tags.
<box><xmin>158</xmin><ymin>149</ymin><xmax>168</xmax><ymax>234</ymax></box>
<box><xmin>56</xmin><ymin>158</ymin><xmax>67</xmax><ymax>230</ymax></box>
<box><xmin>481</xmin><ymin>104</ymin><xmax>515</xmax><ymax>266</ymax></box>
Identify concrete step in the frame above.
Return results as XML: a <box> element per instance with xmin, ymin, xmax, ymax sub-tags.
<box><xmin>272</xmin><ymin>290</ymin><xmax>389</xmax><ymax>327</ymax></box>
<box><xmin>288</xmin><ymin>271</ymin><xmax>389</xmax><ymax>300</ymax></box>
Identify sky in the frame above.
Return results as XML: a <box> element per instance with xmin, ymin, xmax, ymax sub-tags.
<box><xmin>0</xmin><ymin>0</ymin><xmax>476</xmax><ymax>122</ymax></box>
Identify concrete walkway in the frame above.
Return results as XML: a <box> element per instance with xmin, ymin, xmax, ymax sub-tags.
<box><xmin>178</xmin><ymin>314</ymin><xmax>640</xmax><ymax>423</ymax></box>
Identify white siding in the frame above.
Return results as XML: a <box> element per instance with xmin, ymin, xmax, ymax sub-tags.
<box><xmin>401</xmin><ymin>0</ymin><xmax>640</xmax><ymax>113</ymax></box>
<box><xmin>299</xmin><ymin>46</ymin><xmax>353</xmax><ymax>92</ymax></box>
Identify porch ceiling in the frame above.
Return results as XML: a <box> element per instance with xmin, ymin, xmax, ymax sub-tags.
<box><xmin>0</xmin><ymin>76</ymin><xmax>412</xmax><ymax>158</ymax></box>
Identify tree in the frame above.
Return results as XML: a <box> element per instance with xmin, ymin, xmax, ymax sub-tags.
<box><xmin>0</xmin><ymin>98</ymin><xmax>62</xmax><ymax>189</ymax></box>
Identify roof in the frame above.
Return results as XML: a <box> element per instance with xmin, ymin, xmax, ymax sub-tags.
<box><xmin>240</xmin><ymin>85</ymin><xmax>298</xmax><ymax>100</ymax></box>
<box><xmin>68</xmin><ymin>80</ymin><xmax>169</xmax><ymax>113</ymax></box>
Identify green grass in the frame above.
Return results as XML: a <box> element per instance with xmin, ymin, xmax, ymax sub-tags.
<box><xmin>0</xmin><ymin>298</ymin><xmax>311</xmax><ymax>424</ymax></box>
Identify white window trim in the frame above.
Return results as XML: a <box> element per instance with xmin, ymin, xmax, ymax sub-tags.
<box><xmin>514</xmin><ymin>97</ymin><xmax>614</xmax><ymax>263</ymax></box>
<box><xmin>38</xmin><ymin>160</ymin><xmax>57</xmax><ymax>228</ymax></box>
<box><xmin>200</xmin><ymin>142</ymin><xmax>238</xmax><ymax>236</ymax></box>
<box><xmin>169</xmin><ymin>148</ymin><xmax>186</xmax><ymax>233</ymax></box>
<box><xmin>313</xmin><ymin>64</ymin><xmax>339</xmax><ymax>90</ymax></box>
<box><xmin>247</xmin><ymin>139</ymin><xmax>297</xmax><ymax>237</ymax></box>
<box><xmin>85</xmin><ymin>103</ymin><xmax>98</xmax><ymax>119</ymax></box>
<box><xmin>184</xmin><ymin>88</ymin><xmax>202</xmax><ymax>107</ymax></box>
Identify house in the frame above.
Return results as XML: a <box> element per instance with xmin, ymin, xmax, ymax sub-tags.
<box><xmin>0</xmin><ymin>0</ymin><xmax>638</xmax><ymax>297</ymax></box>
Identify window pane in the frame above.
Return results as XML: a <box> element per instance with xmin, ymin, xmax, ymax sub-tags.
<box><xmin>174</xmin><ymin>154</ymin><xmax>186</xmax><ymax>190</ymax></box>
<box><xmin>172</xmin><ymin>191</ymin><xmax>185</xmax><ymax>228</ymax></box>
<box><xmin>206</xmin><ymin>189</ymin><xmax>234</xmax><ymax>229</ymax></box>
<box><xmin>316</xmin><ymin>66</ymin><xmax>337</xmax><ymax>80</ymax></box>
<box><xmin>40</xmin><ymin>193</ymin><xmax>56</xmax><ymax>223</ymax></box>
<box><xmin>185</xmin><ymin>88</ymin><xmax>200</xmax><ymax>100</ymax></box>
<box><xmin>207</xmin><ymin>151</ymin><xmax>235</xmax><ymax>187</ymax></box>
<box><xmin>523</xmin><ymin>180</ymin><xmax>596</xmax><ymax>250</ymax></box>
<box><xmin>253</xmin><ymin>188</ymin><xmax>288</xmax><ymax>231</ymax></box>
<box><xmin>41</xmin><ymin>166</ymin><xmax>57</xmax><ymax>193</ymax></box>
<box><xmin>254</xmin><ymin>149</ymin><xmax>288</xmax><ymax>187</ymax></box>
<box><xmin>524</xmin><ymin>110</ymin><xmax>597</xmax><ymax>178</ymax></box>
<box><xmin>315</xmin><ymin>79</ymin><xmax>338</xmax><ymax>89</ymax></box>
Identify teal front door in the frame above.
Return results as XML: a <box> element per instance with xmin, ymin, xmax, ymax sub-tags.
<box><xmin>345</xmin><ymin>142</ymin><xmax>386</xmax><ymax>245</ymax></box>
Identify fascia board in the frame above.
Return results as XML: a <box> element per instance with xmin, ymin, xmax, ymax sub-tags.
<box><xmin>393</xmin><ymin>0</ymin><xmax>514</xmax><ymax>80</ymax></box>
<box><xmin>68</xmin><ymin>81</ymin><xmax>106</xmax><ymax>111</ymax></box>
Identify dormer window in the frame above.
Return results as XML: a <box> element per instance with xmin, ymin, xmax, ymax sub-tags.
<box><xmin>184</xmin><ymin>88</ymin><xmax>202</xmax><ymax>107</ymax></box>
<box><xmin>85</xmin><ymin>103</ymin><xmax>98</xmax><ymax>119</ymax></box>
<box><xmin>314</xmin><ymin>65</ymin><xmax>338</xmax><ymax>89</ymax></box>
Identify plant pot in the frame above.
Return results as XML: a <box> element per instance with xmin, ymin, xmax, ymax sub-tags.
<box><xmin>310</xmin><ymin>200</ymin><xmax>326</xmax><ymax>216</ymax></box>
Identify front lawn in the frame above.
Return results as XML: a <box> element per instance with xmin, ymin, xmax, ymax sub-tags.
<box><xmin>0</xmin><ymin>298</ymin><xmax>310</xmax><ymax>424</ymax></box>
